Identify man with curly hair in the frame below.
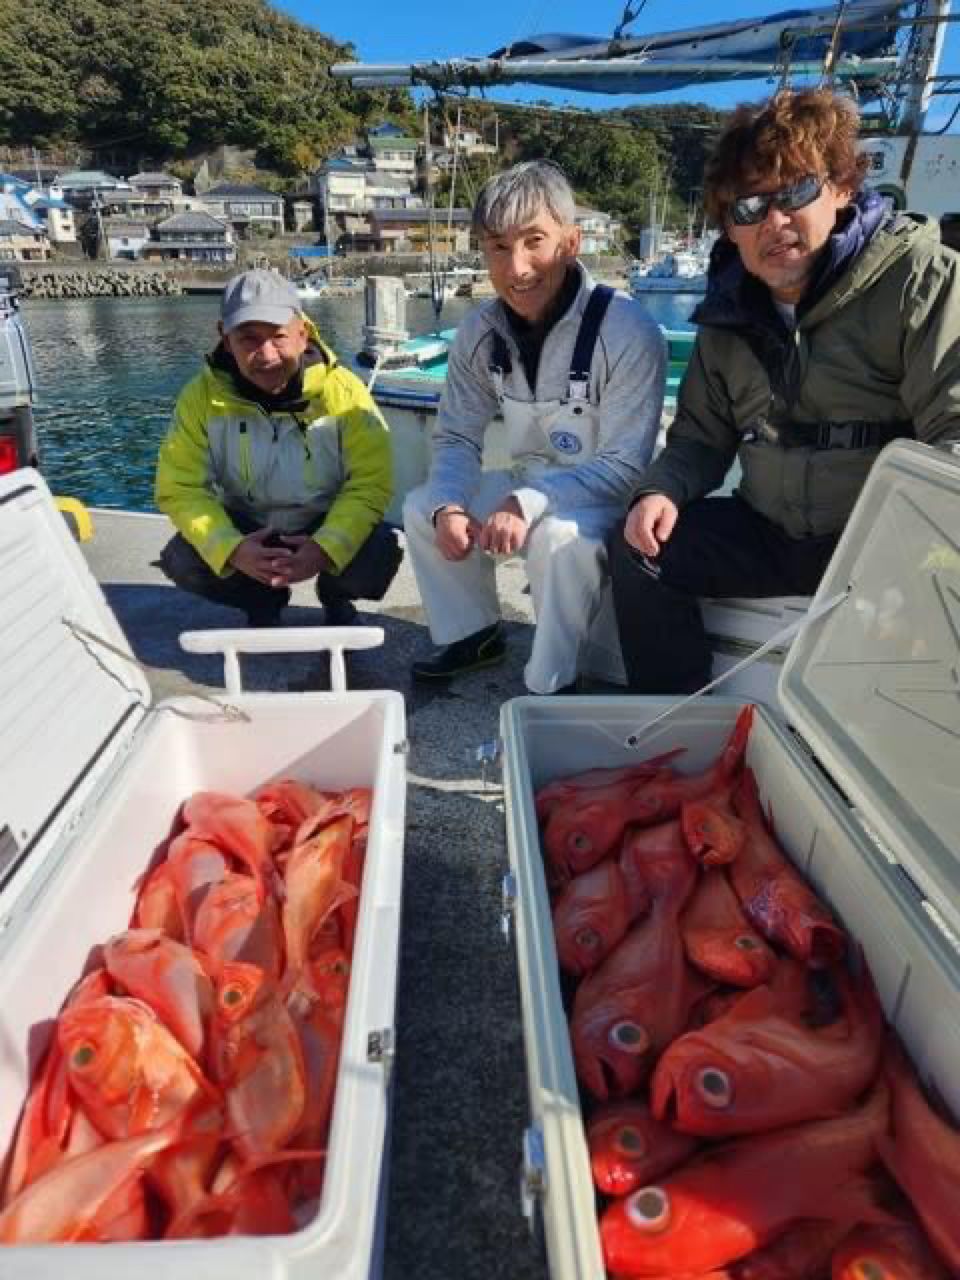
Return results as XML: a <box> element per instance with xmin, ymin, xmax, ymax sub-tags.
<box><xmin>607</xmin><ymin>88</ymin><xmax>960</xmax><ymax>693</ymax></box>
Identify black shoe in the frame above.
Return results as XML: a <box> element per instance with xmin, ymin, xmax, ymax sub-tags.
<box><xmin>322</xmin><ymin>598</ymin><xmax>359</xmax><ymax>627</ymax></box>
<box><xmin>411</xmin><ymin>624</ymin><xmax>505</xmax><ymax>681</ymax></box>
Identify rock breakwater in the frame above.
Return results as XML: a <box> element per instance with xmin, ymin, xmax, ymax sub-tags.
<box><xmin>21</xmin><ymin>268</ymin><xmax>184</xmax><ymax>300</ymax></box>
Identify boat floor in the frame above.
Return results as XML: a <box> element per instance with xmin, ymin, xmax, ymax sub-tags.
<box><xmin>81</xmin><ymin>508</ymin><xmax>619</xmax><ymax>1280</ymax></box>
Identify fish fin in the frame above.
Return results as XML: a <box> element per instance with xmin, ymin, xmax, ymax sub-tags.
<box><xmin>818</xmin><ymin>1173</ymin><xmax>899</xmax><ymax>1231</ymax></box>
<box><xmin>719</xmin><ymin>705</ymin><xmax>754</xmax><ymax>777</ymax></box>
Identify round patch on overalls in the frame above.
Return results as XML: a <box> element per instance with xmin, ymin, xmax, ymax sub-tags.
<box><xmin>549</xmin><ymin>429</ymin><xmax>583</xmax><ymax>454</ymax></box>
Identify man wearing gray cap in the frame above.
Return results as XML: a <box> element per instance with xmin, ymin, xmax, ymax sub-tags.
<box><xmin>155</xmin><ymin>268</ymin><xmax>401</xmax><ymax>626</ymax></box>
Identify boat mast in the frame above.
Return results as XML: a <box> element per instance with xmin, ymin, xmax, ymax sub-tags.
<box><xmin>899</xmin><ymin>0</ymin><xmax>951</xmax><ymax>132</ymax></box>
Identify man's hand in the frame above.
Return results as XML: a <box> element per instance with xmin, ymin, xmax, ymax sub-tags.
<box><xmin>228</xmin><ymin>528</ymin><xmax>294</xmax><ymax>587</ymax></box>
<box><xmin>624</xmin><ymin>494</ymin><xmax>679</xmax><ymax>557</ymax></box>
<box><xmin>270</xmin><ymin>534</ymin><xmax>334</xmax><ymax>584</ymax></box>
<box><xmin>478</xmin><ymin>497</ymin><xmax>528</xmax><ymax>557</ymax></box>
<box><xmin>228</xmin><ymin>529</ymin><xmax>332</xmax><ymax>587</ymax></box>
<box><xmin>435</xmin><ymin>506</ymin><xmax>482</xmax><ymax>562</ymax></box>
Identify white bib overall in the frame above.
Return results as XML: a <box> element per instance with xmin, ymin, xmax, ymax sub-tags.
<box><xmin>404</xmin><ymin>290</ymin><xmax>623</xmax><ymax>693</ymax></box>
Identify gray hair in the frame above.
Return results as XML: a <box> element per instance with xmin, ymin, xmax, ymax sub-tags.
<box><xmin>472</xmin><ymin>160</ymin><xmax>576</xmax><ymax>237</ymax></box>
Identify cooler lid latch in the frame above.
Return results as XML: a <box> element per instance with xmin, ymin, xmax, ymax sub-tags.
<box><xmin>367</xmin><ymin>1027</ymin><xmax>396</xmax><ymax>1081</ymax></box>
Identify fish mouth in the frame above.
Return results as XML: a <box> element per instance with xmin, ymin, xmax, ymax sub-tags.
<box><xmin>847</xmin><ymin>1260</ymin><xmax>888</xmax><ymax>1280</ymax></box>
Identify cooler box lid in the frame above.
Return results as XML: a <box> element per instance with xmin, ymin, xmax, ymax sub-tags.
<box><xmin>780</xmin><ymin>440</ymin><xmax>960</xmax><ymax>938</ymax></box>
<box><xmin>0</xmin><ymin>469</ymin><xmax>149</xmax><ymax>907</ymax></box>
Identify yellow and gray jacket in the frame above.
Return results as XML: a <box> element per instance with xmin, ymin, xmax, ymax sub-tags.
<box><xmin>155</xmin><ymin>322</ymin><xmax>392</xmax><ymax>575</ymax></box>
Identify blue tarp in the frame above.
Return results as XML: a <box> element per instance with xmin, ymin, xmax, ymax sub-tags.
<box><xmin>288</xmin><ymin>246</ymin><xmax>335</xmax><ymax>258</ymax></box>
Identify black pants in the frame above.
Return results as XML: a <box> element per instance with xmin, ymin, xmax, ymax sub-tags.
<box><xmin>606</xmin><ymin>497</ymin><xmax>840</xmax><ymax>694</ymax></box>
<box><xmin>159</xmin><ymin>510</ymin><xmax>403</xmax><ymax>619</ymax></box>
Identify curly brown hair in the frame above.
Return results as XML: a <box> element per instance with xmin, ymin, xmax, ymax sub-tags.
<box><xmin>704</xmin><ymin>88</ymin><xmax>869</xmax><ymax>226</ymax></box>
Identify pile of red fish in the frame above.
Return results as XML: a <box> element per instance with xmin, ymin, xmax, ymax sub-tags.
<box><xmin>538</xmin><ymin>706</ymin><xmax>959</xmax><ymax>1278</ymax></box>
<box><xmin>0</xmin><ymin>779</ymin><xmax>369</xmax><ymax>1245</ymax></box>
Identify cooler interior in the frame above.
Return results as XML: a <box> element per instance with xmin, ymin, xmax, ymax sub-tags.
<box><xmin>0</xmin><ymin>689</ymin><xmax>405</xmax><ymax>1280</ymax></box>
<box><xmin>501</xmin><ymin>694</ymin><xmax>960</xmax><ymax>1280</ymax></box>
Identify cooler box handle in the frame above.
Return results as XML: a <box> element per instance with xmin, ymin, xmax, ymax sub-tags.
<box><xmin>179</xmin><ymin>626</ymin><xmax>386</xmax><ymax>694</ymax></box>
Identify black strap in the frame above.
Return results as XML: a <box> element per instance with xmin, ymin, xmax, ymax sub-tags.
<box><xmin>751</xmin><ymin>419</ymin><xmax>913</xmax><ymax>450</ymax></box>
<box><xmin>569</xmin><ymin>284</ymin><xmax>615</xmax><ymax>385</ymax></box>
<box><xmin>489</xmin><ymin>329</ymin><xmax>511</xmax><ymax>374</ymax></box>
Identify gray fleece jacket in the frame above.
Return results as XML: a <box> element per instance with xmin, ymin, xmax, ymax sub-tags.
<box><xmin>426</xmin><ymin>263</ymin><xmax>667</xmax><ymax>523</ymax></box>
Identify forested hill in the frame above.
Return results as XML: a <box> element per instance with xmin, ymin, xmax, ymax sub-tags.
<box><xmin>0</xmin><ymin>0</ymin><xmax>412</xmax><ymax>172</ymax></box>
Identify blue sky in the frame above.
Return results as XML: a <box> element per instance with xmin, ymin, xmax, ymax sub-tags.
<box><xmin>276</xmin><ymin>0</ymin><xmax>960</xmax><ymax>125</ymax></box>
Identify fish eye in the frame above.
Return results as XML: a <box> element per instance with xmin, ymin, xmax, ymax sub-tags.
<box><xmin>734</xmin><ymin>935</ymin><xmax>759</xmax><ymax>950</ymax></box>
<box><xmin>71</xmin><ymin>1043</ymin><xmax>96</xmax><ymax>1069</ymax></box>
<box><xmin>626</xmin><ymin>1186</ymin><xmax>671</xmax><ymax>1232</ymax></box>
<box><xmin>614</xmin><ymin>1125</ymin><xmax>647</xmax><ymax>1157</ymax></box>
<box><xmin>696</xmin><ymin>1066</ymin><xmax>734</xmax><ymax>1108</ymax></box>
<box><xmin>569</xmin><ymin>832</ymin><xmax>592</xmax><ymax>853</ymax></box>
<box><xmin>609</xmin><ymin>1021</ymin><xmax>649</xmax><ymax>1055</ymax></box>
<box><xmin>222</xmin><ymin>987</ymin><xmax>244</xmax><ymax>1006</ymax></box>
<box><xmin>574</xmin><ymin>926</ymin><xmax>600</xmax><ymax>951</ymax></box>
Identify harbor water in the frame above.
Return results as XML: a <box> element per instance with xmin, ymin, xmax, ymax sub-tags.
<box><xmin>24</xmin><ymin>290</ymin><xmax>698</xmax><ymax>510</ymax></box>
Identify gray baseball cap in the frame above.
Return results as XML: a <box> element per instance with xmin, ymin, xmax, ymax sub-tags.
<box><xmin>221</xmin><ymin>269</ymin><xmax>301</xmax><ymax>333</ymax></box>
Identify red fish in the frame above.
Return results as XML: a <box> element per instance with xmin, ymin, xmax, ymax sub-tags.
<box><xmin>681</xmin><ymin>783</ymin><xmax>746</xmax><ymax>866</ymax></box>
<box><xmin>0</xmin><ymin>1128</ymin><xmax>178</xmax><ymax>1243</ymax></box>
<box><xmin>680</xmin><ymin>868</ymin><xmax>777</xmax><ymax>988</ymax></box>
<box><xmin>544</xmin><ymin>707</ymin><xmax>753</xmax><ymax>884</ymax></box>
<box><xmin>730</xmin><ymin>769</ymin><xmax>846</xmax><ymax>966</ymax></box>
<box><xmin>103</xmin><ymin>928</ymin><xmax>214</xmax><ymax>1061</ymax></box>
<box><xmin>552</xmin><ymin>861</ymin><xmax>634</xmax><ymax>976</ymax></box>
<box><xmin>831</xmin><ymin>1221</ymin><xmax>950</xmax><ymax>1280</ymax></box>
<box><xmin>651</xmin><ymin>959</ymin><xmax>885</xmax><ymax>1137</ymax></box>
<box><xmin>618</xmin><ymin>819</ymin><xmax>689</xmax><ymax>920</ymax></box>
<box><xmin>192</xmin><ymin>871</ymin><xmax>284</xmax><ymax>980</ymax></box>
<box><xmin>878</xmin><ymin>1043</ymin><xmax>960</xmax><ymax>1273</ymax></box>
<box><xmin>165</xmin><ymin>834</ymin><xmax>230</xmax><ymax>941</ymax></box>
<box><xmin>572</xmin><ymin>828</ymin><xmax>701</xmax><ymax>1099</ymax></box>
<box><xmin>132</xmin><ymin>860</ymin><xmax>183</xmax><ymax>939</ymax></box>
<box><xmin>2</xmin><ymin>969</ymin><xmax>112</xmax><ymax>1205</ymax></box>
<box><xmin>181</xmin><ymin>791</ymin><xmax>278</xmax><ymax>898</ymax></box>
<box><xmin>729</xmin><ymin>1218</ymin><xmax>850</xmax><ymax>1279</ymax></box>
<box><xmin>587</xmin><ymin>1101</ymin><xmax>698</xmax><ymax>1197</ymax></box>
<box><xmin>58</xmin><ymin>995</ymin><xmax>223</xmax><ymax>1217</ymax></box>
<box><xmin>599</xmin><ymin>1081</ymin><xmax>891</xmax><ymax>1276</ymax></box>
<box><xmin>282</xmin><ymin>814</ymin><xmax>357</xmax><ymax>985</ymax></box>
<box><xmin>534</xmin><ymin>751</ymin><xmax>684</xmax><ymax>823</ymax></box>
<box><xmin>211</xmin><ymin>962</ymin><xmax>306</xmax><ymax>1160</ymax></box>
<box><xmin>337</xmin><ymin>828</ymin><xmax>367</xmax><ymax>957</ymax></box>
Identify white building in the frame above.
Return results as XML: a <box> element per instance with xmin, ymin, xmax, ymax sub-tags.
<box><xmin>575</xmin><ymin>206</ymin><xmax>621</xmax><ymax>254</ymax></box>
<box><xmin>105</xmin><ymin>221</ymin><xmax>150</xmax><ymax>260</ymax></box>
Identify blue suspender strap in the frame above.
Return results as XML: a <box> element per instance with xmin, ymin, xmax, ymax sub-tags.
<box><xmin>488</xmin><ymin>329</ymin><xmax>512</xmax><ymax>375</ymax></box>
<box><xmin>568</xmin><ymin>283</ymin><xmax>614</xmax><ymax>400</ymax></box>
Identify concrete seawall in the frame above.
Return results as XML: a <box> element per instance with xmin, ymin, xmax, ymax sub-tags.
<box><xmin>21</xmin><ymin>266</ymin><xmax>185</xmax><ymax>299</ymax></box>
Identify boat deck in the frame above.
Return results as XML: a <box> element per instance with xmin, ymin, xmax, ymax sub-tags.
<box><xmin>81</xmin><ymin>507</ymin><xmax>613</xmax><ymax>1280</ymax></box>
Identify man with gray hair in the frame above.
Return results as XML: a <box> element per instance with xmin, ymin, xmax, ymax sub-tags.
<box><xmin>403</xmin><ymin>160</ymin><xmax>666</xmax><ymax>693</ymax></box>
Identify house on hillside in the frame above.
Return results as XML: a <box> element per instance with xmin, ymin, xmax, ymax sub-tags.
<box><xmin>201</xmin><ymin>184</ymin><xmax>284</xmax><ymax>238</ymax></box>
<box><xmin>366</xmin><ymin>207</ymin><xmax>473</xmax><ymax>254</ymax></box>
<box><xmin>575</xmin><ymin>206</ymin><xmax>621</xmax><ymax>254</ymax></box>
<box><xmin>367</xmin><ymin>134</ymin><xmax>418</xmax><ymax>179</ymax></box>
<box><xmin>28</xmin><ymin>190</ymin><xmax>77</xmax><ymax>244</ymax></box>
<box><xmin>143</xmin><ymin>212</ymin><xmax>236</xmax><ymax>263</ymax></box>
<box><xmin>127</xmin><ymin>172</ymin><xmax>184</xmax><ymax>219</ymax></box>
<box><xmin>57</xmin><ymin>171</ymin><xmax>141</xmax><ymax>215</ymax></box>
<box><xmin>105</xmin><ymin>221</ymin><xmax>150</xmax><ymax>260</ymax></box>
<box><xmin>0</xmin><ymin>220</ymin><xmax>49</xmax><ymax>261</ymax></box>
<box><xmin>0</xmin><ymin>176</ymin><xmax>51</xmax><ymax>259</ymax></box>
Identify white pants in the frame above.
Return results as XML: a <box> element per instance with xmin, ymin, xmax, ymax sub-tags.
<box><xmin>403</xmin><ymin>472</ymin><xmax>622</xmax><ymax>694</ymax></box>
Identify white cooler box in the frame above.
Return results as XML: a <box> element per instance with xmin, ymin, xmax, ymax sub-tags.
<box><xmin>0</xmin><ymin>469</ymin><xmax>407</xmax><ymax>1279</ymax></box>
<box><xmin>500</xmin><ymin>441</ymin><xmax>960</xmax><ymax>1278</ymax></box>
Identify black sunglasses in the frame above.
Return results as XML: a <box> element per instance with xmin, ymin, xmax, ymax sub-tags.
<box><xmin>729</xmin><ymin>174</ymin><xmax>825</xmax><ymax>227</ymax></box>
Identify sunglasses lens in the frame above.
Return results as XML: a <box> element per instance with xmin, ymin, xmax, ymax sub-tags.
<box><xmin>730</xmin><ymin>175</ymin><xmax>824</xmax><ymax>226</ymax></box>
<box><xmin>731</xmin><ymin>195</ymin><xmax>768</xmax><ymax>226</ymax></box>
<box><xmin>779</xmin><ymin>174</ymin><xmax>823</xmax><ymax>211</ymax></box>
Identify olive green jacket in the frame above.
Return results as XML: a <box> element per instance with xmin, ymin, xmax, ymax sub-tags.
<box><xmin>638</xmin><ymin>214</ymin><xmax>960</xmax><ymax>537</ymax></box>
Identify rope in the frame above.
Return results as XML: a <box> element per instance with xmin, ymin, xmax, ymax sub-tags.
<box><xmin>62</xmin><ymin>617</ymin><xmax>250</xmax><ymax>723</ymax></box>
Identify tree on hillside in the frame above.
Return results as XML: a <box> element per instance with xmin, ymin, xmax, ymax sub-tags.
<box><xmin>0</xmin><ymin>0</ymin><xmax>407</xmax><ymax>174</ymax></box>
